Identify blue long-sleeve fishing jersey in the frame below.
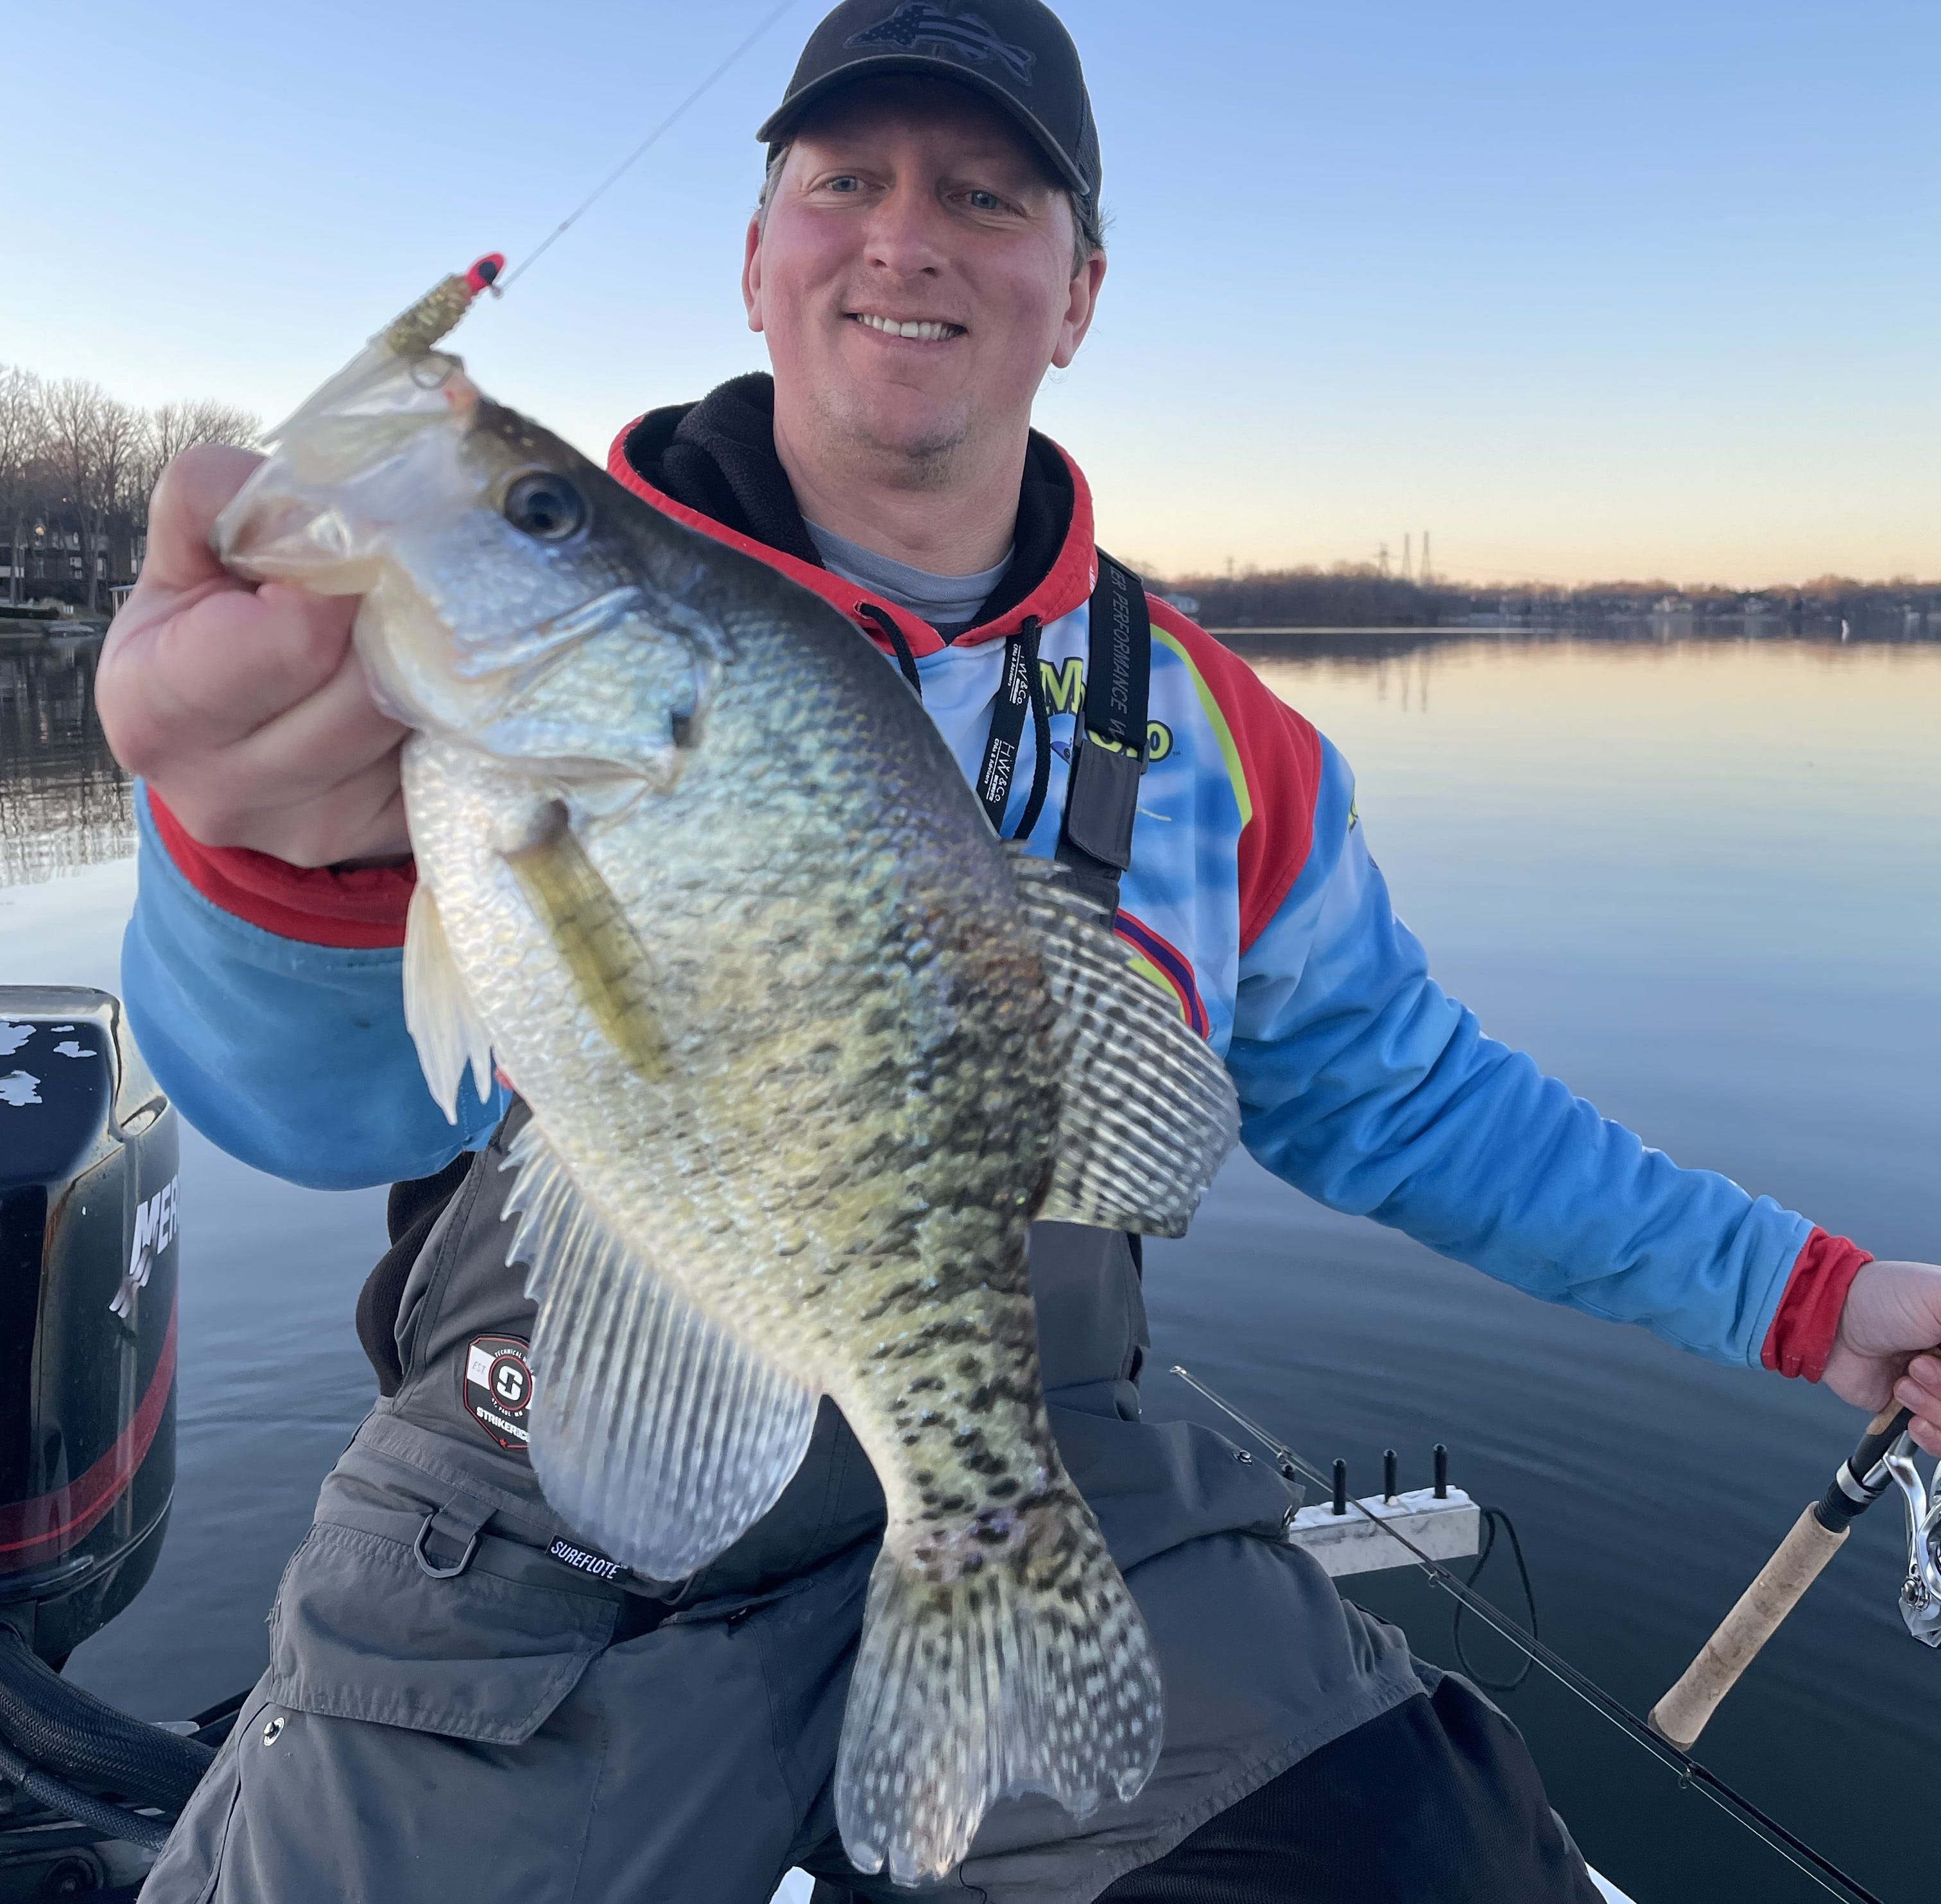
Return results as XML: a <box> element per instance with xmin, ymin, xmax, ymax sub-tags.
<box><xmin>121</xmin><ymin>424</ymin><xmax>1843</xmax><ymax>1375</ymax></box>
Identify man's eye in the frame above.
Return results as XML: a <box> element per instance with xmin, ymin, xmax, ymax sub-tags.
<box><xmin>966</xmin><ymin>190</ymin><xmax>1005</xmax><ymax>212</ymax></box>
<box><xmin>825</xmin><ymin>175</ymin><xmax>861</xmax><ymax>193</ymax></box>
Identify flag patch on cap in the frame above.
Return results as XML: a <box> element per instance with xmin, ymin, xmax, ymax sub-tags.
<box><xmin>847</xmin><ymin>3</ymin><xmax>1036</xmax><ymax>84</ymax></box>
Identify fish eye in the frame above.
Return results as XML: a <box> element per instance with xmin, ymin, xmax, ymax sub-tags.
<box><xmin>503</xmin><ymin>471</ymin><xmax>586</xmax><ymax>541</ymax></box>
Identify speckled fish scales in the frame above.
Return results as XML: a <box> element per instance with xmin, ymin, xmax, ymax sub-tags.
<box><xmin>212</xmin><ymin>324</ymin><xmax>1239</xmax><ymax>1886</ymax></box>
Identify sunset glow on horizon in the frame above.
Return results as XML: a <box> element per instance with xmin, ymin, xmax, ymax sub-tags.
<box><xmin>4</xmin><ymin>0</ymin><xmax>1935</xmax><ymax>589</ymax></box>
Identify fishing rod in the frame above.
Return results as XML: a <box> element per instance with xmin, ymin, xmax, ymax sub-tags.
<box><xmin>1650</xmin><ymin>1385</ymin><xmax>1941</xmax><ymax>1751</ymax></box>
<box><xmin>1169</xmin><ymin>1364</ymin><xmax>1888</xmax><ymax>1904</ymax></box>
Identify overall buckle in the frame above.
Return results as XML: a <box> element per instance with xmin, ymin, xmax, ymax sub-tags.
<box><xmin>413</xmin><ymin>1495</ymin><xmax>490</xmax><ymax>1579</ymax></box>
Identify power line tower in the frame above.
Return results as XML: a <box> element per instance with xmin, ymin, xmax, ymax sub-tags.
<box><xmin>1377</xmin><ymin>541</ymin><xmax>1390</xmax><ymax>578</ymax></box>
<box><xmin>1420</xmin><ymin>532</ymin><xmax>1432</xmax><ymax>586</ymax></box>
<box><xmin>1402</xmin><ymin>533</ymin><xmax>1413</xmax><ymax>582</ymax></box>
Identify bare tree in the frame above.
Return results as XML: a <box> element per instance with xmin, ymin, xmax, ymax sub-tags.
<box><xmin>125</xmin><ymin>399</ymin><xmax>263</xmax><ymax>574</ymax></box>
<box><xmin>0</xmin><ymin>367</ymin><xmax>45</xmax><ymax>608</ymax></box>
<box><xmin>4</xmin><ymin>368</ymin><xmax>259</xmax><ymax>612</ymax></box>
<box><xmin>137</xmin><ymin>398</ymin><xmax>262</xmax><ymax>494</ymax></box>
<box><xmin>206</xmin><ymin>401</ymin><xmax>260</xmax><ymax>447</ymax></box>
<box><xmin>40</xmin><ymin>379</ymin><xmax>144</xmax><ymax>613</ymax></box>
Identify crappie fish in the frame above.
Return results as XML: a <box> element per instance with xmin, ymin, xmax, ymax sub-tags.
<box><xmin>215</xmin><ymin>272</ymin><xmax>1239</xmax><ymax>1885</ymax></box>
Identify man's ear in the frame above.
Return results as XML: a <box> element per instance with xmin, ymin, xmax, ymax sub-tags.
<box><xmin>742</xmin><ymin>215</ymin><xmax>765</xmax><ymax>334</ymax></box>
<box><xmin>1051</xmin><ymin>250</ymin><xmax>1107</xmax><ymax>370</ymax></box>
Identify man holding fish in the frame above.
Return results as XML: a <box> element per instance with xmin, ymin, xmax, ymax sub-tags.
<box><xmin>98</xmin><ymin>1</ymin><xmax>1941</xmax><ymax>1900</ymax></box>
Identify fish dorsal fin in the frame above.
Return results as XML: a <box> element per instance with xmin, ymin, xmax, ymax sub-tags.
<box><xmin>403</xmin><ymin>880</ymin><xmax>494</xmax><ymax>1123</ymax></box>
<box><xmin>501</xmin><ymin>1118</ymin><xmax>820</xmax><ymax>1580</ymax></box>
<box><xmin>1006</xmin><ymin>847</ymin><xmax>1239</xmax><ymax>1238</ymax></box>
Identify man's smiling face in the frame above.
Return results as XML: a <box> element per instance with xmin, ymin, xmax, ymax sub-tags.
<box><xmin>744</xmin><ymin>76</ymin><xmax>1104</xmax><ymax>490</ymax></box>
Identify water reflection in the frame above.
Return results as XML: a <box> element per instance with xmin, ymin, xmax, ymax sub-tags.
<box><xmin>0</xmin><ymin>627</ymin><xmax>1935</xmax><ymax>1902</ymax></box>
<box><xmin>1216</xmin><ymin>619</ymin><xmax>1941</xmax><ymax>671</ymax></box>
<box><xmin>1155</xmin><ymin>628</ymin><xmax>1940</xmax><ymax>1904</ymax></box>
<box><xmin>1214</xmin><ymin>623</ymin><xmax>1941</xmax><ymax>727</ymax></box>
<box><xmin>0</xmin><ymin>634</ymin><xmax>133</xmax><ymax>887</ymax></box>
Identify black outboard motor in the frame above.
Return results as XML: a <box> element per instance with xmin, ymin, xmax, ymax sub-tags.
<box><xmin>0</xmin><ymin>987</ymin><xmax>217</xmax><ymax>1897</ymax></box>
<box><xmin>0</xmin><ymin>989</ymin><xmax>177</xmax><ymax>1664</ymax></box>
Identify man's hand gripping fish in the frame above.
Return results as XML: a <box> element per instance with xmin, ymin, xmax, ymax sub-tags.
<box><xmin>214</xmin><ymin>269</ymin><xmax>1240</xmax><ymax>1886</ymax></box>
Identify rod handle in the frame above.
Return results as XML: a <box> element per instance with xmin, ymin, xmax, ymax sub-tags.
<box><xmin>1648</xmin><ymin>1503</ymin><xmax>1847</xmax><ymax>1750</ymax></box>
<box><xmin>1848</xmin><ymin>1342</ymin><xmax>1939</xmax><ymax>1475</ymax></box>
<box><xmin>1845</xmin><ymin>1402</ymin><xmax>1915</xmax><ymax>1491</ymax></box>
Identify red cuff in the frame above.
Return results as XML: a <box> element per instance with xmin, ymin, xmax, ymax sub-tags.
<box><xmin>148</xmin><ymin>791</ymin><xmax>415</xmax><ymax>949</ymax></box>
<box><xmin>1761</xmin><ymin>1227</ymin><xmax>1874</xmax><ymax>1381</ymax></box>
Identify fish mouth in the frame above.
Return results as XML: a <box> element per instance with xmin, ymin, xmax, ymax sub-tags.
<box><xmin>214</xmin><ymin>455</ymin><xmax>368</xmax><ymax>587</ymax></box>
<box><xmin>845</xmin><ymin>311</ymin><xmax>967</xmax><ymax>343</ymax></box>
<box><xmin>216</xmin><ymin>351</ymin><xmax>481</xmax><ymax>588</ymax></box>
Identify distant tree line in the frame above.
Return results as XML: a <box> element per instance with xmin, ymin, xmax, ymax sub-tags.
<box><xmin>1161</xmin><ymin>563</ymin><xmax>1941</xmax><ymax>632</ymax></box>
<box><xmin>3</xmin><ymin>366</ymin><xmax>1930</xmax><ymax>634</ymax></box>
<box><xmin>0</xmin><ymin>365</ymin><xmax>259</xmax><ymax>616</ymax></box>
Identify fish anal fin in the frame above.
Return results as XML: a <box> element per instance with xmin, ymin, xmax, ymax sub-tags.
<box><xmin>502</xmin><ymin>1120</ymin><xmax>819</xmax><ymax>1579</ymax></box>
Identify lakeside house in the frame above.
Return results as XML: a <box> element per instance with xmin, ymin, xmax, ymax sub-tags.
<box><xmin>2</xmin><ymin>520</ymin><xmax>142</xmax><ymax>607</ymax></box>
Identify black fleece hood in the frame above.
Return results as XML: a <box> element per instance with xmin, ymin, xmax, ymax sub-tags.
<box><xmin>616</xmin><ymin>373</ymin><xmax>1076</xmax><ymax>638</ymax></box>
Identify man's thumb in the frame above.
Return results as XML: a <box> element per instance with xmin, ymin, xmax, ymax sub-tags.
<box><xmin>142</xmin><ymin>444</ymin><xmax>268</xmax><ymax>595</ymax></box>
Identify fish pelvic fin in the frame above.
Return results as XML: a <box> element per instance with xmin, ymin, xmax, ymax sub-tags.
<box><xmin>504</xmin><ymin>1118</ymin><xmax>822</xmax><ymax>1579</ymax></box>
<box><xmin>836</xmin><ymin>1493</ymin><xmax>1163</xmax><ymax>1886</ymax></box>
<box><xmin>1006</xmin><ymin>849</ymin><xmax>1238</xmax><ymax>1238</ymax></box>
<box><xmin>402</xmin><ymin>880</ymin><xmax>494</xmax><ymax>1123</ymax></box>
<box><xmin>496</xmin><ymin>799</ymin><xmax>669</xmax><ymax>1084</ymax></box>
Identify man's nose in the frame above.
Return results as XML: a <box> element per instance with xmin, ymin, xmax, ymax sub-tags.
<box><xmin>862</xmin><ymin>180</ymin><xmax>950</xmax><ymax>275</ymax></box>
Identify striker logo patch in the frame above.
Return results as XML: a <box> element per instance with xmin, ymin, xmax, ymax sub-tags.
<box><xmin>463</xmin><ymin>1334</ymin><xmax>534</xmax><ymax>1454</ymax></box>
<box><xmin>846</xmin><ymin>4</ymin><xmax>1036</xmax><ymax>85</ymax></box>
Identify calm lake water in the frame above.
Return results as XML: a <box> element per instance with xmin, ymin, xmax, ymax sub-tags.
<box><xmin>1</xmin><ymin>625</ymin><xmax>1936</xmax><ymax>1903</ymax></box>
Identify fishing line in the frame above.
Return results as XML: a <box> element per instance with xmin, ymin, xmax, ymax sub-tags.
<box><xmin>500</xmin><ymin>0</ymin><xmax>803</xmax><ymax>291</ymax></box>
<box><xmin>1169</xmin><ymin>1366</ymin><xmax>1886</xmax><ymax>1904</ymax></box>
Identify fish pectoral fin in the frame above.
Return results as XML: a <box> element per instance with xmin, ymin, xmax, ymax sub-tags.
<box><xmin>503</xmin><ymin>1118</ymin><xmax>820</xmax><ymax>1580</ymax></box>
<box><xmin>402</xmin><ymin>880</ymin><xmax>495</xmax><ymax>1123</ymax></box>
<box><xmin>496</xmin><ymin>800</ymin><xmax>669</xmax><ymax>1083</ymax></box>
<box><xmin>1006</xmin><ymin>845</ymin><xmax>1239</xmax><ymax>1238</ymax></box>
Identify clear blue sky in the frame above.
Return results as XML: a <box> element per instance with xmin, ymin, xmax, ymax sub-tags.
<box><xmin>6</xmin><ymin>1</ymin><xmax>1936</xmax><ymax>585</ymax></box>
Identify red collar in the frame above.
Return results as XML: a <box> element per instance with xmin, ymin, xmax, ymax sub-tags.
<box><xmin>604</xmin><ymin>426</ymin><xmax>1098</xmax><ymax>661</ymax></box>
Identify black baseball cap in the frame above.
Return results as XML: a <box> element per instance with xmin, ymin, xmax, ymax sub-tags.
<box><xmin>756</xmin><ymin>0</ymin><xmax>1100</xmax><ymax>205</ymax></box>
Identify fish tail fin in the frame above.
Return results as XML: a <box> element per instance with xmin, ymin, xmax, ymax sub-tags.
<box><xmin>836</xmin><ymin>1496</ymin><xmax>1162</xmax><ymax>1886</ymax></box>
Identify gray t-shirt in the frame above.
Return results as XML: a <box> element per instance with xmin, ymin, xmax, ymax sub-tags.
<box><xmin>804</xmin><ymin>519</ymin><xmax>1013</xmax><ymax>643</ymax></box>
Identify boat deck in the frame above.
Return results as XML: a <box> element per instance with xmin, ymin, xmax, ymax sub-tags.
<box><xmin>770</xmin><ymin>1861</ymin><xmax>1637</xmax><ymax>1900</ymax></box>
